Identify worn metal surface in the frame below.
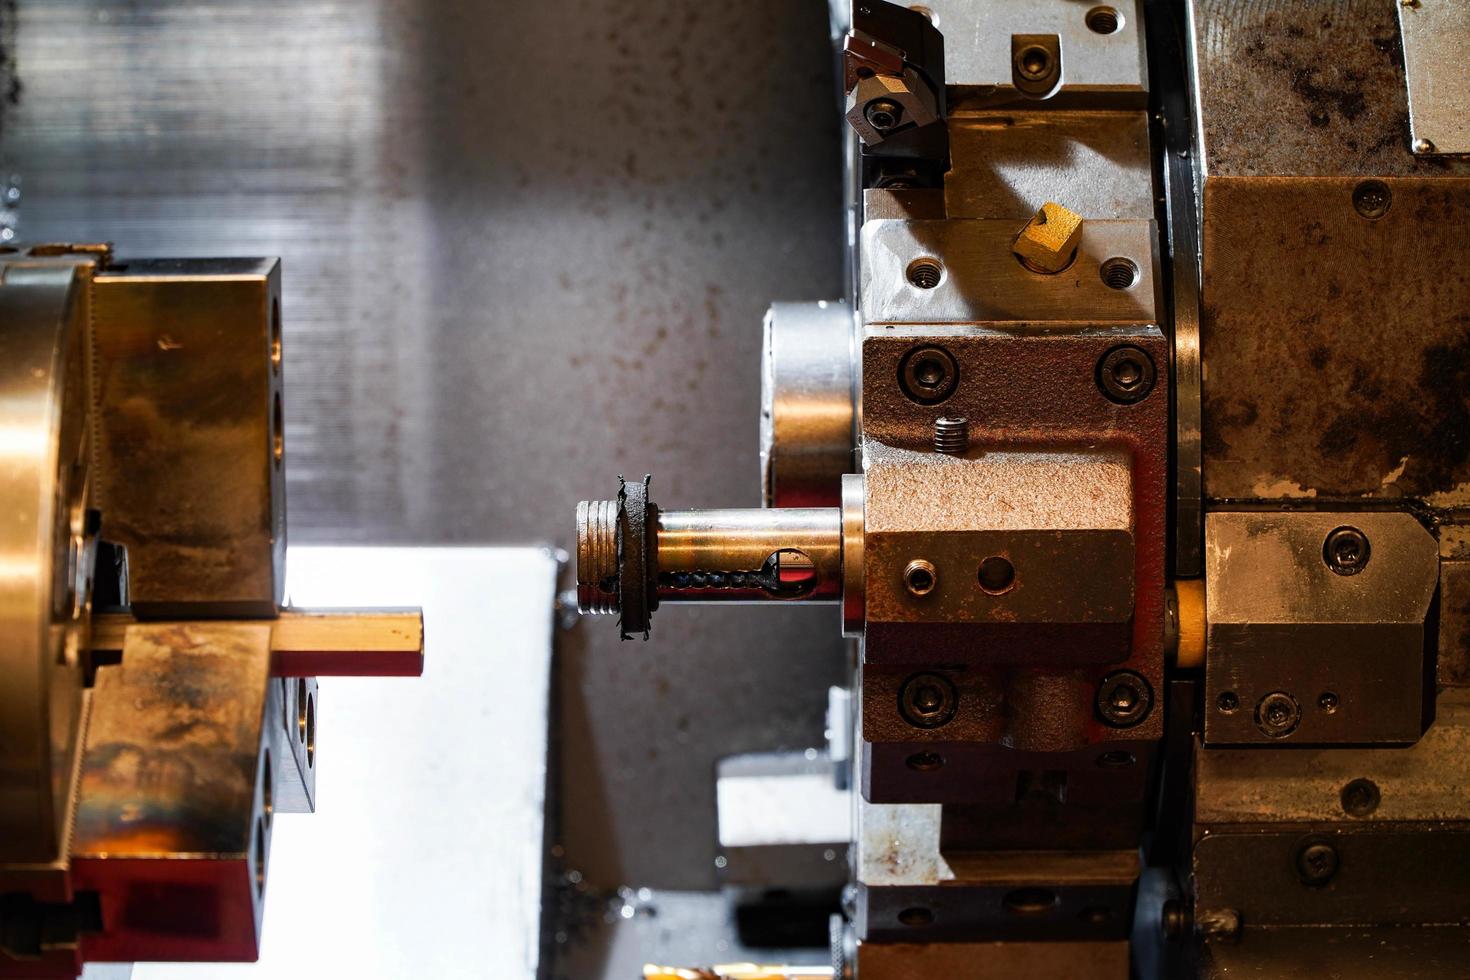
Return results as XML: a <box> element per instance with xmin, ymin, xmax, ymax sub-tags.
<box><xmin>0</xmin><ymin>259</ymin><xmax>90</xmax><ymax>870</ymax></box>
<box><xmin>73</xmin><ymin>622</ymin><xmax>274</xmax><ymax>964</ymax></box>
<box><xmin>856</xmin><ymin>939</ymin><xmax>1129</xmax><ymax>980</ymax></box>
<box><xmin>1439</xmin><ymin>546</ymin><xmax>1470</xmax><ymax>687</ymax></box>
<box><xmin>1196</xmin><ymin>689</ymin><xmax>1470</xmax><ymax>825</ymax></box>
<box><xmin>918</xmin><ymin>0</ymin><xmax>1147</xmax><ymax>104</ymax></box>
<box><xmin>1189</xmin><ymin>0</ymin><xmax>1470</xmax><ymax>178</ymax></box>
<box><xmin>1193</xmin><ymin>828</ymin><xmax>1470</xmax><ymax>927</ymax></box>
<box><xmin>90</xmin><ymin>260</ymin><xmax>284</xmax><ymax>617</ymax></box>
<box><xmin>1199</xmin><ymin>926</ymin><xmax>1470</xmax><ymax>979</ymax></box>
<box><xmin>1396</xmin><ymin>0</ymin><xmax>1469</xmax><ymax>156</ymax></box>
<box><xmin>2</xmin><ymin>0</ymin><xmax>845</xmax><ymax>891</ymax></box>
<box><xmin>1198</xmin><ymin>176</ymin><xmax>1470</xmax><ymax>503</ymax></box>
<box><xmin>1190</xmin><ymin>1</ymin><xmax>1470</xmax><ymax>505</ymax></box>
<box><xmin>1202</xmin><ymin>511</ymin><xmax>1438</xmax><ymax>746</ymax></box>
<box><xmin>861</xmin><ymin>218</ymin><xmax>1158</xmax><ymax>324</ymax></box>
<box><xmin>861</xmin><ymin>443</ymin><xmax>1135</xmax><ymax>661</ymax></box>
<box><xmin>760</xmin><ymin>301</ymin><xmax>855</xmax><ymax>509</ymax></box>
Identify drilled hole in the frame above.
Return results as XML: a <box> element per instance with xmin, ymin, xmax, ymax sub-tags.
<box><xmin>1099</xmin><ymin>256</ymin><xmax>1139</xmax><ymax>290</ymax></box>
<box><xmin>254</xmin><ymin>816</ymin><xmax>267</xmax><ymax>898</ymax></box>
<box><xmin>261</xmin><ymin>750</ymin><xmax>273</xmax><ymax>830</ymax></box>
<box><xmin>305</xmin><ymin>692</ymin><xmax>316</xmax><ymax>768</ymax></box>
<box><xmin>1217</xmin><ymin>691</ymin><xmax>1239</xmax><ymax>713</ymax></box>
<box><xmin>270</xmin><ymin>296</ymin><xmax>282</xmax><ymax>373</ymax></box>
<box><xmin>1096</xmin><ymin>750</ymin><xmax>1135</xmax><ymax>769</ymax></box>
<box><xmin>898</xmin><ymin>907</ymin><xmax>934</xmax><ymax>927</ymax></box>
<box><xmin>906</xmin><ymin>751</ymin><xmax>944</xmax><ymax>772</ymax></box>
<box><xmin>272</xmin><ymin>391</ymin><xmax>284</xmax><ymax>469</ymax></box>
<box><xmin>978</xmin><ymin>556</ymin><xmax>1016</xmax><ymax>595</ymax></box>
<box><xmin>904</xmin><ymin>559</ymin><xmax>937</xmax><ymax>596</ymax></box>
<box><xmin>907</xmin><ymin>258</ymin><xmax>943</xmax><ymax>289</ymax></box>
<box><xmin>1086</xmin><ymin>6</ymin><xmax>1123</xmax><ymax>34</ymax></box>
<box><xmin>1004</xmin><ymin>888</ymin><xmax>1059</xmax><ymax>915</ymax></box>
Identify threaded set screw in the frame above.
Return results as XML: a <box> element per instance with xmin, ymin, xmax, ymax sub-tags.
<box><xmin>933</xmin><ymin>417</ymin><xmax>969</xmax><ymax>455</ymax></box>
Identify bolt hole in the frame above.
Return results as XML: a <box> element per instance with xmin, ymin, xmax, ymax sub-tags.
<box><xmin>978</xmin><ymin>556</ymin><xmax>1016</xmax><ymax>595</ymax></box>
<box><xmin>1096</xmin><ymin>750</ymin><xmax>1136</xmax><ymax>769</ymax></box>
<box><xmin>1015</xmin><ymin>45</ymin><xmax>1053</xmax><ymax>81</ymax></box>
<box><xmin>270</xmin><ymin>296</ymin><xmax>282</xmax><ymax>373</ymax></box>
<box><xmin>1003</xmin><ymin>888</ymin><xmax>1058</xmax><ymax>915</ymax></box>
<box><xmin>904</xmin><ymin>559</ymin><xmax>937</xmax><ymax>596</ymax></box>
<box><xmin>261</xmin><ymin>750</ymin><xmax>273</xmax><ymax>830</ymax></box>
<box><xmin>898</xmin><ymin>906</ymin><xmax>933</xmax><ymax>927</ymax></box>
<box><xmin>1099</xmin><ymin>256</ymin><xmax>1139</xmax><ymax>290</ymax></box>
<box><xmin>1086</xmin><ymin>6</ymin><xmax>1123</xmax><ymax>34</ymax></box>
<box><xmin>1319</xmin><ymin>691</ymin><xmax>1340</xmax><ymax>713</ymax></box>
<box><xmin>1352</xmin><ymin>179</ymin><xmax>1392</xmax><ymax>220</ymax></box>
<box><xmin>1340</xmin><ymin>777</ymin><xmax>1380</xmax><ymax>817</ymax></box>
<box><xmin>254</xmin><ymin>815</ymin><xmax>267</xmax><ymax>898</ymax></box>
<box><xmin>906</xmin><ymin>751</ymin><xmax>944</xmax><ymax>771</ymax></box>
<box><xmin>1217</xmin><ymin>691</ymin><xmax>1239</xmax><ymax>713</ymax></box>
<box><xmin>272</xmin><ymin>391</ymin><xmax>284</xmax><ymax>470</ymax></box>
<box><xmin>907</xmin><ymin>258</ymin><xmax>943</xmax><ymax>289</ymax></box>
<box><xmin>305</xmin><ymin>692</ymin><xmax>316</xmax><ymax>768</ymax></box>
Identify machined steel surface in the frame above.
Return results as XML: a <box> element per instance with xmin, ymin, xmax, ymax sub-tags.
<box><xmin>1202</xmin><ymin>511</ymin><xmax>1438</xmax><ymax>746</ymax></box>
<box><xmin>760</xmin><ymin>301</ymin><xmax>856</xmax><ymax>509</ymax></box>
<box><xmin>916</xmin><ymin>0</ymin><xmax>1147</xmax><ymax>104</ymax></box>
<box><xmin>1397</xmin><ymin>0</ymin><xmax>1470</xmax><ymax>156</ymax></box>
<box><xmin>860</xmin><ymin>218</ymin><xmax>1159</xmax><ymax>325</ymax></box>
<box><xmin>945</xmin><ymin>110</ymin><xmax>1153</xmax><ymax>221</ymax></box>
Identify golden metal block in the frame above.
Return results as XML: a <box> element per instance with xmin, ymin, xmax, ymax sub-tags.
<box><xmin>91</xmin><ymin>608</ymin><xmax>425</xmax><ymax>677</ymax></box>
<box><xmin>90</xmin><ymin>259</ymin><xmax>285</xmax><ymax>618</ymax></box>
<box><xmin>1012</xmin><ymin>201</ymin><xmax>1084</xmax><ymax>274</ymax></box>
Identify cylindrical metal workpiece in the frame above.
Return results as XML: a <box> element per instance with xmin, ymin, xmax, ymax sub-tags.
<box><xmin>655</xmin><ymin>508</ymin><xmax>843</xmax><ymax>602</ymax></box>
<box><xmin>576</xmin><ymin>485</ymin><xmax>848</xmax><ymax>635</ymax></box>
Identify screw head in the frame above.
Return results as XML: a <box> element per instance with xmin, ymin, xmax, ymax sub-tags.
<box><xmin>864</xmin><ymin>99</ymin><xmax>904</xmax><ymax>133</ymax></box>
<box><xmin>1413</xmin><ymin>137</ymin><xmax>1436</xmax><ymax>154</ymax></box>
<box><xmin>1352</xmin><ymin>179</ymin><xmax>1392</xmax><ymax>219</ymax></box>
<box><xmin>1324</xmin><ymin>526</ymin><xmax>1371</xmax><ymax>576</ymax></box>
<box><xmin>1096</xmin><ymin>346</ymin><xmax>1156</xmax><ymax>404</ymax></box>
<box><xmin>898</xmin><ymin>345</ymin><xmax>959</xmax><ymax>405</ymax></box>
<box><xmin>1340</xmin><ymin>778</ymin><xmax>1381</xmax><ymax>817</ymax></box>
<box><xmin>898</xmin><ymin>672</ymin><xmax>958</xmax><ymax>729</ymax></box>
<box><xmin>1096</xmin><ymin>670</ymin><xmax>1154</xmax><ymax>728</ymax></box>
<box><xmin>1296</xmin><ymin>840</ymin><xmax>1339</xmax><ymax>886</ymax></box>
<box><xmin>1256</xmin><ymin>691</ymin><xmax>1302</xmax><ymax>738</ymax></box>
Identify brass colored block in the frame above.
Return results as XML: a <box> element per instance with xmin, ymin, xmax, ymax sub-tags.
<box><xmin>89</xmin><ymin>259</ymin><xmax>284</xmax><ymax>617</ymax></box>
<box><xmin>1012</xmin><ymin>201</ymin><xmax>1084</xmax><ymax>273</ymax></box>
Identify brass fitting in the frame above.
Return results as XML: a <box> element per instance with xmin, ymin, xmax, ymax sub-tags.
<box><xmin>1012</xmin><ymin>201</ymin><xmax>1084</xmax><ymax>274</ymax></box>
